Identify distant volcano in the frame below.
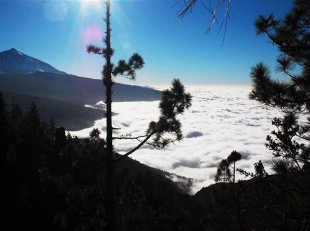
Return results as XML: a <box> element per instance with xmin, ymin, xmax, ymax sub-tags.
<box><xmin>0</xmin><ymin>48</ymin><xmax>65</xmax><ymax>74</ymax></box>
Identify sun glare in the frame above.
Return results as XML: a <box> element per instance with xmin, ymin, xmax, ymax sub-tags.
<box><xmin>79</xmin><ymin>0</ymin><xmax>103</xmax><ymax>15</ymax></box>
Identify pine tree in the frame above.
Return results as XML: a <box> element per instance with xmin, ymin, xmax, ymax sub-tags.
<box><xmin>90</xmin><ymin>128</ymin><xmax>100</xmax><ymax>140</ymax></box>
<box><xmin>87</xmin><ymin>1</ymin><xmax>192</xmax><ymax>230</ymax></box>
<box><xmin>227</xmin><ymin>150</ymin><xmax>242</xmax><ymax>183</ymax></box>
<box><xmin>250</xmin><ymin>1</ymin><xmax>310</xmax><ymax>226</ymax></box>
<box><xmin>250</xmin><ymin>0</ymin><xmax>310</xmax><ymax>172</ymax></box>
<box><xmin>215</xmin><ymin>151</ymin><xmax>242</xmax><ymax>183</ymax></box>
<box><xmin>215</xmin><ymin>159</ymin><xmax>231</xmax><ymax>182</ymax></box>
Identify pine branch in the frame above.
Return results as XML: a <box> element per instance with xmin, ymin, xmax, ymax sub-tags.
<box><xmin>87</xmin><ymin>45</ymin><xmax>103</xmax><ymax>55</ymax></box>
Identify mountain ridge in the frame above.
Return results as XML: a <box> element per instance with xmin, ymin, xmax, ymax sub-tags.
<box><xmin>0</xmin><ymin>48</ymin><xmax>65</xmax><ymax>74</ymax></box>
<box><xmin>0</xmin><ymin>48</ymin><xmax>161</xmax><ymax>130</ymax></box>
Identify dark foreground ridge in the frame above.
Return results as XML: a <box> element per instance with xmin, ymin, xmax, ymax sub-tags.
<box><xmin>1</xmin><ymin>95</ymin><xmax>309</xmax><ymax>231</ymax></box>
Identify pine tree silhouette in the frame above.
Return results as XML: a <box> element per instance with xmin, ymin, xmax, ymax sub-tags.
<box><xmin>227</xmin><ymin>150</ymin><xmax>242</xmax><ymax>183</ymax></box>
<box><xmin>87</xmin><ymin>1</ymin><xmax>192</xmax><ymax>230</ymax></box>
<box><xmin>250</xmin><ymin>0</ymin><xmax>310</xmax><ymax>172</ymax></box>
<box><xmin>215</xmin><ymin>159</ymin><xmax>231</xmax><ymax>182</ymax></box>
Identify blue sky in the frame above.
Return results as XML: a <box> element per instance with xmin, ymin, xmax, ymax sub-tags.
<box><xmin>0</xmin><ymin>0</ymin><xmax>293</xmax><ymax>86</ymax></box>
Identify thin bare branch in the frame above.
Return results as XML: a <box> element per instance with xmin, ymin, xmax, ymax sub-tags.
<box><xmin>178</xmin><ymin>0</ymin><xmax>231</xmax><ymax>43</ymax></box>
<box><xmin>114</xmin><ymin>131</ymin><xmax>155</xmax><ymax>162</ymax></box>
<box><xmin>177</xmin><ymin>0</ymin><xmax>198</xmax><ymax>19</ymax></box>
<box><xmin>112</xmin><ymin>134</ymin><xmax>148</xmax><ymax>140</ymax></box>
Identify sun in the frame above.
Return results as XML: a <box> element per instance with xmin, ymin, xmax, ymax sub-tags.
<box><xmin>79</xmin><ymin>0</ymin><xmax>103</xmax><ymax>14</ymax></box>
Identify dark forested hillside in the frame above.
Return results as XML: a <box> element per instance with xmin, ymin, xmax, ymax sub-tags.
<box><xmin>0</xmin><ymin>72</ymin><xmax>161</xmax><ymax>130</ymax></box>
<box><xmin>0</xmin><ymin>95</ymin><xmax>202</xmax><ymax>231</ymax></box>
<box><xmin>1</xmin><ymin>94</ymin><xmax>309</xmax><ymax>230</ymax></box>
<box><xmin>0</xmin><ymin>72</ymin><xmax>161</xmax><ymax>105</ymax></box>
<box><xmin>1</xmin><ymin>90</ymin><xmax>103</xmax><ymax>130</ymax></box>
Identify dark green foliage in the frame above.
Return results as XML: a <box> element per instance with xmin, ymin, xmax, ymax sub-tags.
<box><xmin>227</xmin><ymin>150</ymin><xmax>242</xmax><ymax>164</ymax></box>
<box><xmin>54</xmin><ymin>138</ymin><xmax>107</xmax><ymax>231</ymax></box>
<box><xmin>113</xmin><ymin>53</ymin><xmax>144</xmax><ymax>80</ymax></box>
<box><xmin>0</xmin><ymin>97</ymin><xmax>204</xmax><ymax>231</ymax></box>
<box><xmin>115</xmin><ymin>79</ymin><xmax>192</xmax><ymax>162</ymax></box>
<box><xmin>227</xmin><ymin>150</ymin><xmax>242</xmax><ymax>183</ymax></box>
<box><xmin>266</xmin><ymin>113</ymin><xmax>305</xmax><ymax>170</ymax></box>
<box><xmin>47</xmin><ymin>135</ymin><xmax>205</xmax><ymax>231</ymax></box>
<box><xmin>236</xmin><ymin>168</ymin><xmax>254</xmax><ymax>178</ymax></box>
<box><xmin>0</xmin><ymin>99</ymin><xmax>57</xmax><ymax>230</ymax></box>
<box><xmin>215</xmin><ymin>151</ymin><xmax>242</xmax><ymax>182</ymax></box>
<box><xmin>254</xmin><ymin>160</ymin><xmax>267</xmax><ymax>177</ymax></box>
<box><xmin>238</xmin><ymin>177</ymin><xmax>300</xmax><ymax>230</ymax></box>
<box><xmin>195</xmin><ymin>182</ymin><xmax>240</xmax><ymax>231</ymax></box>
<box><xmin>147</xmin><ymin>79</ymin><xmax>192</xmax><ymax>149</ymax></box>
<box><xmin>248</xmin><ymin>1</ymin><xmax>310</xmax><ymax>228</ymax></box>
<box><xmin>237</xmin><ymin>160</ymin><xmax>267</xmax><ymax>179</ymax></box>
<box><xmin>195</xmin><ymin>171</ymin><xmax>310</xmax><ymax>231</ymax></box>
<box><xmin>254</xmin><ymin>0</ymin><xmax>310</xmax><ymax>65</ymax></box>
<box><xmin>271</xmin><ymin>158</ymin><xmax>294</xmax><ymax>176</ymax></box>
<box><xmin>1</xmin><ymin>89</ymin><xmax>104</xmax><ymax>131</ymax></box>
<box><xmin>250</xmin><ymin>0</ymin><xmax>310</xmax><ymax>113</ymax></box>
<box><xmin>250</xmin><ymin>0</ymin><xmax>310</xmax><ymax>171</ymax></box>
<box><xmin>215</xmin><ymin>159</ymin><xmax>231</xmax><ymax>182</ymax></box>
<box><xmin>89</xmin><ymin>128</ymin><xmax>101</xmax><ymax>140</ymax></box>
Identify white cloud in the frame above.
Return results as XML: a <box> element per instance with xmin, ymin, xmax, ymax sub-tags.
<box><xmin>70</xmin><ymin>85</ymin><xmax>287</xmax><ymax>193</ymax></box>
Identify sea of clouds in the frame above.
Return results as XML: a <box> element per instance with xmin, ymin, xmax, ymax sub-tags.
<box><xmin>70</xmin><ymin>85</ymin><xmax>286</xmax><ymax>193</ymax></box>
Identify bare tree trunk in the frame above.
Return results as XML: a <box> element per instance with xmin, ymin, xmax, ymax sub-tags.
<box><xmin>233</xmin><ymin>161</ymin><xmax>236</xmax><ymax>183</ymax></box>
<box><xmin>104</xmin><ymin>1</ymin><xmax>115</xmax><ymax>230</ymax></box>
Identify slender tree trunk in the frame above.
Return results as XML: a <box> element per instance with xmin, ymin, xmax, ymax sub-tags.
<box><xmin>104</xmin><ymin>1</ymin><xmax>115</xmax><ymax>230</ymax></box>
<box><xmin>233</xmin><ymin>161</ymin><xmax>235</xmax><ymax>183</ymax></box>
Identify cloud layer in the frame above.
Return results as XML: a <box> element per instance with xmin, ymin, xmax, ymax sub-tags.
<box><xmin>71</xmin><ymin>85</ymin><xmax>285</xmax><ymax>193</ymax></box>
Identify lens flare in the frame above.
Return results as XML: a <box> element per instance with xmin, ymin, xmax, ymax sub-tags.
<box><xmin>83</xmin><ymin>26</ymin><xmax>103</xmax><ymax>44</ymax></box>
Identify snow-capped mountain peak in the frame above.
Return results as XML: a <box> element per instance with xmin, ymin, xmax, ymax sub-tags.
<box><xmin>0</xmin><ymin>48</ymin><xmax>65</xmax><ymax>74</ymax></box>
